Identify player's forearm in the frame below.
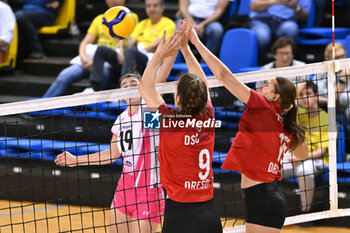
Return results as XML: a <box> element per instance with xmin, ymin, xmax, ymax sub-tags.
<box><xmin>139</xmin><ymin>53</ymin><xmax>165</xmax><ymax>108</ymax></box>
<box><xmin>156</xmin><ymin>54</ymin><xmax>177</xmax><ymax>83</ymax></box>
<box><xmin>192</xmin><ymin>38</ymin><xmax>227</xmax><ymax>79</ymax></box>
<box><xmin>141</xmin><ymin>53</ymin><xmax>162</xmax><ymax>86</ymax></box>
<box><xmin>181</xmin><ymin>45</ymin><xmax>206</xmax><ymax>81</ymax></box>
<box><xmin>192</xmin><ymin>36</ymin><xmax>249</xmax><ymax>103</ymax></box>
<box><xmin>76</xmin><ymin>150</ymin><xmax>117</xmax><ymax>166</ymax></box>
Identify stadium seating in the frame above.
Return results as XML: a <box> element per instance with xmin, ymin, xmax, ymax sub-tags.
<box><xmin>298</xmin><ymin>0</ymin><xmax>350</xmax><ymax>46</ymax></box>
<box><xmin>220</xmin><ymin>0</ymin><xmax>238</xmax><ymax>23</ymax></box>
<box><xmin>37</xmin><ymin>0</ymin><xmax>76</xmax><ymax>35</ymax></box>
<box><xmin>170</xmin><ymin>28</ymin><xmax>259</xmax><ymax>79</ymax></box>
<box><xmin>0</xmin><ymin>24</ymin><xmax>18</xmax><ymax>71</ymax></box>
<box><xmin>220</xmin><ymin>28</ymin><xmax>258</xmax><ymax>73</ymax></box>
<box><xmin>236</xmin><ymin>0</ymin><xmax>250</xmax><ymax>15</ymax></box>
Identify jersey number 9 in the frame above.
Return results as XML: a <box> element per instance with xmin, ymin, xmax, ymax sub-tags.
<box><xmin>198</xmin><ymin>149</ymin><xmax>210</xmax><ymax>180</ymax></box>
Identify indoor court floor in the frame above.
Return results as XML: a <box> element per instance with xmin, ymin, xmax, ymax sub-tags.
<box><xmin>0</xmin><ymin>200</ymin><xmax>349</xmax><ymax>233</ymax></box>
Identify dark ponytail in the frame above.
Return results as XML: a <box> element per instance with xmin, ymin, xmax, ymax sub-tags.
<box><xmin>176</xmin><ymin>73</ymin><xmax>208</xmax><ymax>116</ymax></box>
<box><xmin>275</xmin><ymin>77</ymin><xmax>305</xmax><ymax>150</ymax></box>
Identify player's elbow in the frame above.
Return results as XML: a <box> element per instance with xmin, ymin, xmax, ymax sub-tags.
<box><xmin>138</xmin><ymin>80</ymin><xmax>147</xmax><ymax>97</ymax></box>
<box><xmin>213</xmin><ymin>70</ymin><xmax>226</xmax><ymax>83</ymax></box>
<box><xmin>214</xmin><ymin>70</ymin><xmax>234</xmax><ymax>86</ymax></box>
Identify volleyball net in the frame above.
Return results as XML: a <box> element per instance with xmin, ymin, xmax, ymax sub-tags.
<box><xmin>0</xmin><ymin>59</ymin><xmax>350</xmax><ymax>232</ymax></box>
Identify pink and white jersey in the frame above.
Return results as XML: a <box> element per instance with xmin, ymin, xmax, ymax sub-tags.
<box><xmin>111</xmin><ymin>100</ymin><xmax>160</xmax><ymax>188</ymax></box>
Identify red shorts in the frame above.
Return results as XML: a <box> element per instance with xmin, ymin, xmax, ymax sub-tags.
<box><xmin>112</xmin><ymin>174</ymin><xmax>165</xmax><ymax>224</ymax></box>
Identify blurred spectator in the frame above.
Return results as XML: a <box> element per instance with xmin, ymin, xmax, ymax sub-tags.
<box><xmin>316</xmin><ymin>43</ymin><xmax>349</xmax><ymax>108</ymax></box>
<box><xmin>283</xmin><ymin>80</ymin><xmax>329</xmax><ymax>216</ymax></box>
<box><xmin>312</xmin><ymin>42</ymin><xmax>350</xmax><ymax>152</ymax></box>
<box><xmin>250</xmin><ymin>0</ymin><xmax>311</xmax><ymax>57</ymax></box>
<box><xmin>14</xmin><ymin>0</ymin><xmax>61</xmax><ymax>59</ymax></box>
<box><xmin>120</xmin><ymin>0</ymin><xmax>175</xmax><ymax>76</ymax></box>
<box><xmin>43</xmin><ymin>0</ymin><xmax>127</xmax><ymax>98</ymax></box>
<box><xmin>314</xmin><ymin>0</ymin><xmax>327</xmax><ymax>27</ymax></box>
<box><xmin>256</xmin><ymin>37</ymin><xmax>306</xmax><ymax>89</ymax></box>
<box><xmin>90</xmin><ymin>0</ymin><xmax>176</xmax><ymax>90</ymax></box>
<box><xmin>176</xmin><ymin>0</ymin><xmax>229</xmax><ymax>56</ymax></box>
<box><xmin>0</xmin><ymin>1</ymin><xmax>16</xmax><ymax>63</ymax></box>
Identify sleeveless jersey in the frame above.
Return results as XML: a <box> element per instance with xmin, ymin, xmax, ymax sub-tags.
<box><xmin>222</xmin><ymin>90</ymin><xmax>292</xmax><ymax>182</ymax></box>
<box><xmin>111</xmin><ymin>100</ymin><xmax>160</xmax><ymax>188</ymax></box>
<box><xmin>158</xmin><ymin>100</ymin><xmax>215</xmax><ymax>203</ymax></box>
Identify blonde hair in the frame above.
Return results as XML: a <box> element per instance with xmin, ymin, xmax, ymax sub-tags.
<box><xmin>324</xmin><ymin>43</ymin><xmax>346</xmax><ymax>61</ymax></box>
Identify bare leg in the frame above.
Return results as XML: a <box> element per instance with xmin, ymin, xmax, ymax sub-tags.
<box><xmin>109</xmin><ymin>203</ymin><xmax>132</xmax><ymax>233</ymax></box>
<box><xmin>109</xmin><ymin>202</ymin><xmax>161</xmax><ymax>233</ymax></box>
<box><xmin>129</xmin><ymin>219</ymin><xmax>161</xmax><ymax>233</ymax></box>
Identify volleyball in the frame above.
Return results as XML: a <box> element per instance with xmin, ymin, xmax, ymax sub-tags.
<box><xmin>102</xmin><ymin>6</ymin><xmax>136</xmax><ymax>40</ymax></box>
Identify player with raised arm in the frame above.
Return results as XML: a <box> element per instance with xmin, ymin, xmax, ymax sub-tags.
<box><xmin>54</xmin><ymin>54</ymin><xmax>177</xmax><ymax>233</ymax></box>
<box><xmin>138</xmin><ymin>21</ymin><xmax>222</xmax><ymax>233</ymax></box>
<box><xmin>189</xmin><ymin>21</ymin><xmax>309</xmax><ymax>232</ymax></box>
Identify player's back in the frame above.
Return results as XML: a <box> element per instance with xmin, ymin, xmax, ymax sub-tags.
<box><xmin>158</xmin><ymin>102</ymin><xmax>215</xmax><ymax>203</ymax></box>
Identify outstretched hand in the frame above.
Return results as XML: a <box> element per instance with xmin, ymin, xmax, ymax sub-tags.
<box><xmin>155</xmin><ymin>30</ymin><xmax>183</xmax><ymax>59</ymax></box>
<box><xmin>178</xmin><ymin>19</ymin><xmax>201</xmax><ymax>49</ymax></box>
<box><xmin>188</xmin><ymin>22</ymin><xmax>201</xmax><ymax>46</ymax></box>
<box><xmin>178</xmin><ymin>19</ymin><xmax>192</xmax><ymax>49</ymax></box>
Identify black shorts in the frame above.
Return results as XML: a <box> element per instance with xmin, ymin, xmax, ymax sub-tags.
<box><xmin>162</xmin><ymin>198</ymin><xmax>222</xmax><ymax>233</ymax></box>
<box><xmin>243</xmin><ymin>181</ymin><xmax>286</xmax><ymax>229</ymax></box>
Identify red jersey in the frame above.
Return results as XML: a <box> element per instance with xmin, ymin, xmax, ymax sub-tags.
<box><xmin>158</xmin><ymin>100</ymin><xmax>215</xmax><ymax>203</ymax></box>
<box><xmin>222</xmin><ymin>90</ymin><xmax>292</xmax><ymax>182</ymax></box>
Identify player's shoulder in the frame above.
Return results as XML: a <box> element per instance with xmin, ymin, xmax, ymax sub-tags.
<box><xmin>248</xmin><ymin>89</ymin><xmax>265</xmax><ymax>103</ymax></box>
<box><xmin>159</xmin><ymin>103</ymin><xmax>177</xmax><ymax>116</ymax></box>
<box><xmin>114</xmin><ymin>109</ymin><xmax>130</xmax><ymax>123</ymax></box>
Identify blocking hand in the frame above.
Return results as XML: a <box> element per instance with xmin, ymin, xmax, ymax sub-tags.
<box><xmin>155</xmin><ymin>30</ymin><xmax>182</xmax><ymax>59</ymax></box>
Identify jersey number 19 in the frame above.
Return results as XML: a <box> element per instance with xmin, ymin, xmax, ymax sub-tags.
<box><xmin>120</xmin><ymin>130</ymin><xmax>133</xmax><ymax>152</ymax></box>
